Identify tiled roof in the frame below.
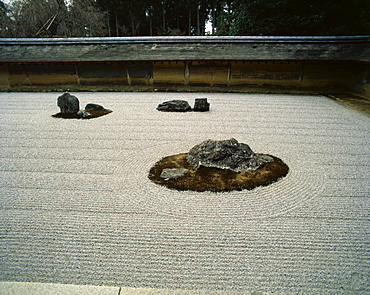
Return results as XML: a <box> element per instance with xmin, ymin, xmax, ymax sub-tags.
<box><xmin>1</xmin><ymin>36</ymin><xmax>369</xmax><ymax>63</ymax></box>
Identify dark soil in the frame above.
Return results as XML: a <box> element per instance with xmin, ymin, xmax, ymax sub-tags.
<box><xmin>52</xmin><ymin>110</ymin><xmax>112</xmax><ymax>119</ymax></box>
<box><xmin>148</xmin><ymin>153</ymin><xmax>289</xmax><ymax>192</ymax></box>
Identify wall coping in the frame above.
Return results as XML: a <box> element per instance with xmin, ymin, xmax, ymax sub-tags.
<box><xmin>0</xmin><ymin>35</ymin><xmax>369</xmax><ymax>45</ymax></box>
<box><xmin>0</xmin><ymin>36</ymin><xmax>369</xmax><ymax>63</ymax></box>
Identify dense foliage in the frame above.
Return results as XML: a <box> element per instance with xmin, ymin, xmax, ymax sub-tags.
<box><xmin>217</xmin><ymin>0</ymin><xmax>370</xmax><ymax>36</ymax></box>
<box><xmin>0</xmin><ymin>0</ymin><xmax>369</xmax><ymax>37</ymax></box>
<box><xmin>0</xmin><ymin>0</ymin><xmax>107</xmax><ymax>37</ymax></box>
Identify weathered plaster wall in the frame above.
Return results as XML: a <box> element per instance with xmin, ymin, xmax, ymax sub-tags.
<box><xmin>1</xmin><ymin>60</ymin><xmax>356</xmax><ymax>94</ymax></box>
<box><xmin>0</xmin><ymin>36</ymin><xmax>368</xmax><ymax>96</ymax></box>
<box><xmin>0</xmin><ymin>64</ymin><xmax>9</xmax><ymax>88</ymax></box>
<box><xmin>351</xmin><ymin>63</ymin><xmax>370</xmax><ymax>98</ymax></box>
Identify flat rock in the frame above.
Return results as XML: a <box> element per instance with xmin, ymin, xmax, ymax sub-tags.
<box><xmin>160</xmin><ymin>168</ymin><xmax>189</xmax><ymax>179</ymax></box>
<box><xmin>157</xmin><ymin>100</ymin><xmax>192</xmax><ymax>112</ymax></box>
<box><xmin>85</xmin><ymin>103</ymin><xmax>109</xmax><ymax>111</ymax></box>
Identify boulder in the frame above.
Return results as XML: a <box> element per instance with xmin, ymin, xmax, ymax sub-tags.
<box><xmin>187</xmin><ymin>138</ymin><xmax>272</xmax><ymax>172</ymax></box>
<box><xmin>85</xmin><ymin>103</ymin><xmax>109</xmax><ymax>111</ymax></box>
<box><xmin>157</xmin><ymin>100</ymin><xmax>192</xmax><ymax>112</ymax></box>
<box><xmin>57</xmin><ymin>92</ymin><xmax>79</xmax><ymax>114</ymax></box>
<box><xmin>193</xmin><ymin>98</ymin><xmax>210</xmax><ymax>112</ymax></box>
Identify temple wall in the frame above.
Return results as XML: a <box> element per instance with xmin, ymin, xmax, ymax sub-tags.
<box><xmin>0</xmin><ymin>64</ymin><xmax>9</xmax><ymax>87</ymax></box>
<box><xmin>0</xmin><ymin>60</ymin><xmax>358</xmax><ymax>94</ymax></box>
<box><xmin>351</xmin><ymin>63</ymin><xmax>370</xmax><ymax>98</ymax></box>
<box><xmin>154</xmin><ymin>62</ymin><xmax>184</xmax><ymax>86</ymax></box>
<box><xmin>0</xmin><ymin>36</ymin><xmax>368</xmax><ymax>96</ymax></box>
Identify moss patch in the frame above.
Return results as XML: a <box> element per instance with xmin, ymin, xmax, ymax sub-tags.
<box><xmin>52</xmin><ymin>109</ymin><xmax>112</xmax><ymax>119</ymax></box>
<box><xmin>148</xmin><ymin>153</ymin><xmax>289</xmax><ymax>192</ymax></box>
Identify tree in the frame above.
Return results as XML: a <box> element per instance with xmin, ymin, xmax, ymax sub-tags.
<box><xmin>0</xmin><ymin>0</ymin><xmax>12</xmax><ymax>36</ymax></box>
<box><xmin>3</xmin><ymin>0</ymin><xmax>367</xmax><ymax>37</ymax></box>
<box><xmin>94</xmin><ymin>0</ymin><xmax>216</xmax><ymax>36</ymax></box>
<box><xmin>0</xmin><ymin>0</ymin><xmax>62</xmax><ymax>37</ymax></box>
<box><xmin>95</xmin><ymin>0</ymin><xmax>151</xmax><ymax>36</ymax></box>
<box><xmin>67</xmin><ymin>0</ymin><xmax>107</xmax><ymax>37</ymax></box>
<box><xmin>216</xmin><ymin>0</ymin><xmax>370</xmax><ymax>36</ymax></box>
<box><xmin>0</xmin><ymin>0</ymin><xmax>107</xmax><ymax>37</ymax></box>
<box><xmin>214</xmin><ymin>1</ymin><xmax>233</xmax><ymax>35</ymax></box>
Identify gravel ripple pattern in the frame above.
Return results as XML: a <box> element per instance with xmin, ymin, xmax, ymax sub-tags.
<box><xmin>0</xmin><ymin>92</ymin><xmax>369</xmax><ymax>294</ymax></box>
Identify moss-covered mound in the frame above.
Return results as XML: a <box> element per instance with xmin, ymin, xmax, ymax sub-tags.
<box><xmin>52</xmin><ymin>109</ymin><xmax>112</xmax><ymax>119</ymax></box>
<box><xmin>148</xmin><ymin>153</ymin><xmax>289</xmax><ymax>192</ymax></box>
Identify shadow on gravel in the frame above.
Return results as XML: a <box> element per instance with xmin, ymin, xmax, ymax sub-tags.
<box><xmin>52</xmin><ymin>110</ymin><xmax>112</xmax><ymax>119</ymax></box>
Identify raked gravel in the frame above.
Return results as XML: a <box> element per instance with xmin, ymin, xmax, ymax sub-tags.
<box><xmin>0</xmin><ymin>92</ymin><xmax>369</xmax><ymax>294</ymax></box>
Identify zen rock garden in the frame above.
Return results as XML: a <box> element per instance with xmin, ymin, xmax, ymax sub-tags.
<box><xmin>157</xmin><ymin>98</ymin><xmax>210</xmax><ymax>112</ymax></box>
<box><xmin>53</xmin><ymin>93</ymin><xmax>288</xmax><ymax>192</ymax></box>
<box><xmin>52</xmin><ymin>92</ymin><xmax>112</xmax><ymax>119</ymax></box>
<box><xmin>148</xmin><ymin>138</ymin><xmax>289</xmax><ymax>192</ymax></box>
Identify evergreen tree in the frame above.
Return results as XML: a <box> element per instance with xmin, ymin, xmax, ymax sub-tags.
<box><xmin>216</xmin><ymin>0</ymin><xmax>370</xmax><ymax>36</ymax></box>
<box><xmin>1</xmin><ymin>0</ymin><xmax>368</xmax><ymax>37</ymax></box>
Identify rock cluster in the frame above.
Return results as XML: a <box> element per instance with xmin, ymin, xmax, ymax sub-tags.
<box><xmin>157</xmin><ymin>98</ymin><xmax>210</xmax><ymax>112</ymax></box>
<box><xmin>148</xmin><ymin>139</ymin><xmax>288</xmax><ymax>192</ymax></box>
<box><xmin>56</xmin><ymin>93</ymin><xmax>111</xmax><ymax>118</ymax></box>
<box><xmin>187</xmin><ymin>138</ymin><xmax>273</xmax><ymax>172</ymax></box>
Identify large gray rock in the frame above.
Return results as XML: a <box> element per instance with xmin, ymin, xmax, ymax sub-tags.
<box><xmin>57</xmin><ymin>93</ymin><xmax>79</xmax><ymax>114</ymax></box>
<box><xmin>157</xmin><ymin>100</ymin><xmax>192</xmax><ymax>112</ymax></box>
<box><xmin>187</xmin><ymin>138</ymin><xmax>272</xmax><ymax>172</ymax></box>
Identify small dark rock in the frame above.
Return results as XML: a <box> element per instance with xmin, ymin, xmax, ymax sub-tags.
<box><xmin>187</xmin><ymin>138</ymin><xmax>272</xmax><ymax>172</ymax></box>
<box><xmin>85</xmin><ymin>103</ymin><xmax>108</xmax><ymax>111</ymax></box>
<box><xmin>57</xmin><ymin>92</ymin><xmax>79</xmax><ymax>114</ymax></box>
<box><xmin>77</xmin><ymin>110</ymin><xmax>91</xmax><ymax>118</ymax></box>
<box><xmin>157</xmin><ymin>100</ymin><xmax>192</xmax><ymax>112</ymax></box>
<box><xmin>193</xmin><ymin>98</ymin><xmax>210</xmax><ymax>112</ymax></box>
